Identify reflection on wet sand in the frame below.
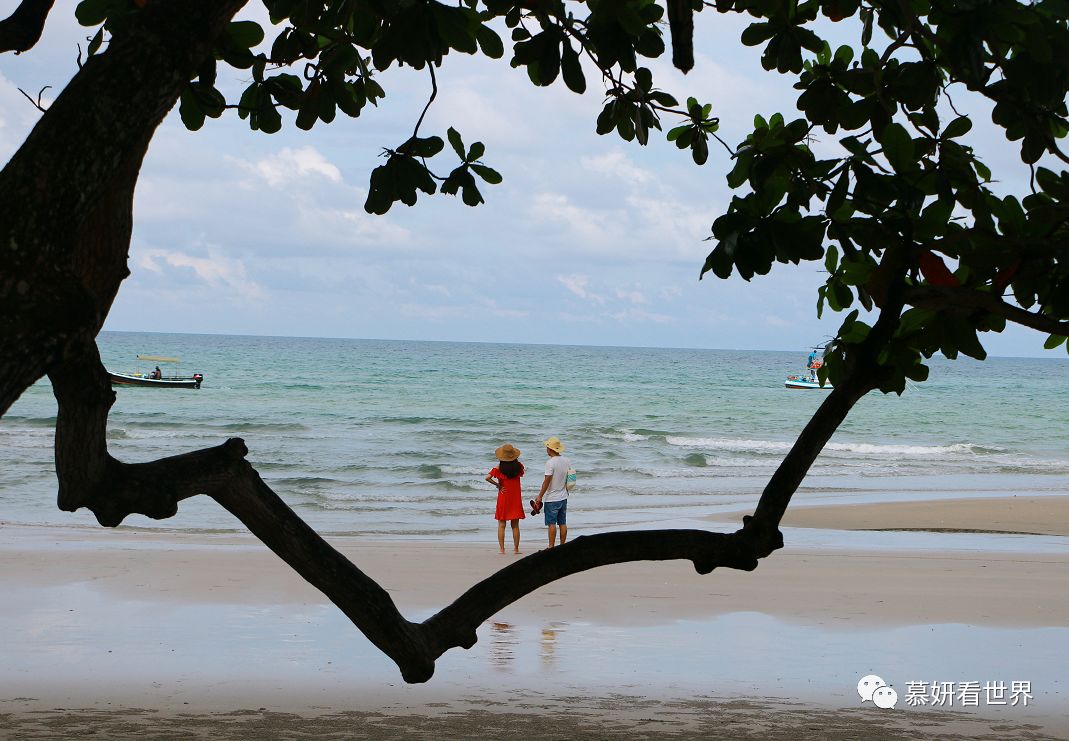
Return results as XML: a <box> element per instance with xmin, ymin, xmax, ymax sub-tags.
<box><xmin>541</xmin><ymin>623</ymin><xmax>566</xmax><ymax>670</ymax></box>
<box><xmin>488</xmin><ymin>621</ymin><xmax>515</xmax><ymax>670</ymax></box>
<box><xmin>483</xmin><ymin>621</ymin><xmax>571</xmax><ymax>673</ymax></box>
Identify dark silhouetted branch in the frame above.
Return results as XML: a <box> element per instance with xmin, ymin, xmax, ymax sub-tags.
<box><xmin>0</xmin><ymin>0</ymin><xmax>55</xmax><ymax>53</ymax></box>
<box><xmin>905</xmin><ymin>285</ymin><xmax>1069</xmax><ymax>336</ymax></box>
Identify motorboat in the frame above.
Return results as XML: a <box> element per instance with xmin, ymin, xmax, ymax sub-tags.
<box><xmin>784</xmin><ymin>345</ymin><xmax>832</xmax><ymax>389</ymax></box>
<box><xmin>107</xmin><ymin>355</ymin><xmax>204</xmax><ymax>389</ymax></box>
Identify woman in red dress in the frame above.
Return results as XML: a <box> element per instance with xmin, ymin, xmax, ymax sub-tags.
<box><xmin>485</xmin><ymin>443</ymin><xmax>525</xmax><ymax>554</ymax></box>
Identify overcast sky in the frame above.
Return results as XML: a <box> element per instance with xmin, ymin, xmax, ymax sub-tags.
<box><xmin>0</xmin><ymin>6</ymin><xmax>1052</xmax><ymax>356</ymax></box>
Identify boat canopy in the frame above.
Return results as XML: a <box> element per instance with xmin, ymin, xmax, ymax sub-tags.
<box><xmin>136</xmin><ymin>355</ymin><xmax>180</xmax><ymax>363</ymax></box>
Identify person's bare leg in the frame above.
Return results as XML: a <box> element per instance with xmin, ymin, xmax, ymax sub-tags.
<box><xmin>547</xmin><ymin>523</ymin><xmax>557</xmax><ymax>548</ymax></box>
<box><xmin>497</xmin><ymin>521</ymin><xmax>506</xmax><ymax>554</ymax></box>
<box><xmin>511</xmin><ymin>520</ymin><xmax>521</xmax><ymax>553</ymax></box>
<box><xmin>559</xmin><ymin>524</ymin><xmax>567</xmax><ymax>544</ymax></box>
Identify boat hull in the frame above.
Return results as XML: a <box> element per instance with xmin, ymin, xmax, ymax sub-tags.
<box><xmin>108</xmin><ymin>371</ymin><xmax>202</xmax><ymax>389</ymax></box>
<box><xmin>784</xmin><ymin>376</ymin><xmax>832</xmax><ymax>390</ymax></box>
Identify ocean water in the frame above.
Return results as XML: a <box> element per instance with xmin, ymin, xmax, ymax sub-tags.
<box><xmin>2</xmin><ymin>331</ymin><xmax>1068</xmax><ymax>540</ymax></box>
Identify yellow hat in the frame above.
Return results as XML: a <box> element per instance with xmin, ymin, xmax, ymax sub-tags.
<box><xmin>543</xmin><ymin>436</ymin><xmax>565</xmax><ymax>454</ymax></box>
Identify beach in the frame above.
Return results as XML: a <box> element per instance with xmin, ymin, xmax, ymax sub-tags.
<box><xmin>3</xmin><ymin>336</ymin><xmax>1069</xmax><ymax>737</ymax></box>
<box><xmin>2</xmin><ymin>493</ymin><xmax>1068</xmax><ymax>739</ymax></box>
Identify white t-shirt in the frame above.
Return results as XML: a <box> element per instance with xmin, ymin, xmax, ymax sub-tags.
<box><xmin>542</xmin><ymin>455</ymin><xmax>571</xmax><ymax>503</ymax></box>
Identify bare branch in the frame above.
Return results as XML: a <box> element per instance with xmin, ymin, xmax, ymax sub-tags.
<box><xmin>413</xmin><ymin>64</ymin><xmax>438</xmax><ymax>139</ymax></box>
<box><xmin>0</xmin><ymin>0</ymin><xmax>55</xmax><ymax>54</ymax></box>
<box><xmin>17</xmin><ymin>84</ymin><xmax>49</xmax><ymax>111</ymax></box>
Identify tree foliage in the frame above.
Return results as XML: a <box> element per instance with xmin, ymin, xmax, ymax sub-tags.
<box><xmin>1</xmin><ymin>0</ymin><xmax>1067</xmax><ymax>683</ymax></box>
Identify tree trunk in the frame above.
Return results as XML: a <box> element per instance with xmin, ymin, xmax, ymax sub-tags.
<box><xmin>0</xmin><ymin>0</ymin><xmax>248</xmax><ymax>415</ymax></box>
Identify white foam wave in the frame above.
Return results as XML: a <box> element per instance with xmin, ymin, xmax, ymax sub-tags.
<box><xmin>600</xmin><ymin>429</ymin><xmax>649</xmax><ymax>442</ymax></box>
<box><xmin>665</xmin><ymin>436</ymin><xmax>1004</xmax><ymax>459</ymax></box>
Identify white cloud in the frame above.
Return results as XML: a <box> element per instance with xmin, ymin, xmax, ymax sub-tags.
<box><xmin>246</xmin><ymin>146</ymin><xmax>342</xmax><ymax>187</ymax></box>
<box><xmin>557</xmin><ymin>274</ymin><xmax>605</xmax><ymax>304</ymax></box>
<box><xmin>608</xmin><ymin>307</ymin><xmax>673</xmax><ymax>324</ymax></box>
<box><xmin>529</xmin><ymin>192</ymin><xmax>628</xmax><ymax>249</ymax></box>
<box><xmin>136</xmin><ymin>249</ymin><xmax>266</xmax><ymax>303</ymax></box>
<box><xmin>615</xmin><ymin>285</ymin><xmax>648</xmax><ymax>304</ymax></box>
<box><xmin>581</xmin><ymin>151</ymin><xmax>653</xmax><ymax>185</ymax></box>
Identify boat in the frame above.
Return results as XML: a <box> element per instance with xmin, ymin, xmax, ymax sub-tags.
<box><xmin>784</xmin><ymin>345</ymin><xmax>833</xmax><ymax>390</ymax></box>
<box><xmin>108</xmin><ymin>355</ymin><xmax>204</xmax><ymax>389</ymax></box>
<box><xmin>784</xmin><ymin>375</ymin><xmax>832</xmax><ymax>390</ymax></box>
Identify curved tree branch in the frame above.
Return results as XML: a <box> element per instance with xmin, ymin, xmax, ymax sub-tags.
<box><xmin>0</xmin><ymin>0</ymin><xmax>54</xmax><ymax>54</ymax></box>
<box><xmin>46</xmin><ymin>339</ymin><xmax>819</xmax><ymax>685</ymax></box>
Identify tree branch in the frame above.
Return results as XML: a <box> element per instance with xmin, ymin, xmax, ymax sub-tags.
<box><xmin>45</xmin><ymin>341</ymin><xmax>800</xmax><ymax>684</ymax></box>
<box><xmin>0</xmin><ymin>0</ymin><xmax>54</xmax><ymax>54</ymax></box>
<box><xmin>904</xmin><ymin>285</ymin><xmax>1069</xmax><ymax>336</ymax></box>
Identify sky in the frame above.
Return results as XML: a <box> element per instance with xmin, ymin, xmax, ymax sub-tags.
<box><xmin>0</xmin><ymin>5</ymin><xmax>1054</xmax><ymax>356</ymax></box>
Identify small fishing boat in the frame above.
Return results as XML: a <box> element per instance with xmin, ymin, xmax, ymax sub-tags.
<box><xmin>784</xmin><ymin>375</ymin><xmax>832</xmax><ymax>390</ymax></box>
<box><xmin>784</xmin><ymin>345</ymin><xmax>832</xmax><ymax>390</ymax></box>
<box><xmin>108</xmin><ymin>355</ymin><xmax>204</xmax><ymax>389</ymax></box>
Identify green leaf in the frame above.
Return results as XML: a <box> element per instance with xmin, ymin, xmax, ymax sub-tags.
<box><xmin>561</xmin><ymin>40</ymin><xmax>586</xmax><ymax>94</ymax></box>
<box><xmin>471</xmin><ymin>164</ymin><xmax>502</xmax><ymax>184</ymax></box>
<box><xmin>466</xmin><ymin>141</ymin><xmax>485</xmax><ymax>162</ymax></box>
<box><xmin>87</xmin><ymin>27</ymin><xmax>104</xmax><ymax>56</ymax></box>
<box><xmin>447</xmin><ymin>127</ymin><xmax>465</xmax><ymax>159</ymax></box>
<box><xmin>178</xmin><ymin>87</ymin><xmax>206</xmax><ymax>131</ymax></box>
<box><xmin>75</xmin><ymin>0</ymin><xmax>117</xmax><ymax>27</ymax></box>
<box><xmin>476</xmin><ymin>25</ymin><xmax>504</xmax><ymax>59</ymax></box>
<box><xmin>226</xmin><ymin>21</ymin><xmax>265</xmax><ymax>49</ymax></box>
<box><xmin>824</xmin><ymin>243</ymin><xmax>839</xmax><ymax>274</ymax></box>
<box><xmin>941</xmin><ymin>115</ymin><xmax>972</xmax><ymax>140</ymax></box>
<box><xmin>405</xmin><ymin>136</ymin><xmax>445</xmax><ymax>158</ymax></box>
<box><xmin>667</xmin><ymin>124</ymin><xmax>689</xmax><ymax>142</ymax></box>
<box><xmin>879</xmin><ymin>122</ymin><xmax>914</xmax><ymax>172</ymax></box>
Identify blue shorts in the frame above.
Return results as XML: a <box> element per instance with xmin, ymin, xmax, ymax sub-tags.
<box><xmin>543</xmin><ymin>499</ymin><xmax>567</xmax><ymax>526</ymax></box>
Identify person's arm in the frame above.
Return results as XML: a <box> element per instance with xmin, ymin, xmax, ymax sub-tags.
<box><xmin>535</xmin><ymin>475</ymin><xmax>551</xmax><ymax>504</ymax></box>
<box><xmin>485</xmin><ymin>473</ymin><xmax>502</xmax><ymax>489</ymax></box>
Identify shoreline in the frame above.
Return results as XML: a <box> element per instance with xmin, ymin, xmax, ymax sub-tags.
<box><xmin>3</xmin><ymin>495</ymin><xmax>1068</xmax><ymax>737</ymax></box>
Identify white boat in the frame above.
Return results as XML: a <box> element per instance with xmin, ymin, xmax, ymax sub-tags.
<box><xmin>784</xmin><ymin>375</ymin><xmax>832</xmax><ymax>390</ymax></box>
<box><xmin>107</xmin><ymin>355</ymin><xmax>204</xmax><ymax>389</ymax></box>
<box><xmin>784</xmin><ymin>345</ymin><xmax>832</xmax><ymax>389</ymax></box>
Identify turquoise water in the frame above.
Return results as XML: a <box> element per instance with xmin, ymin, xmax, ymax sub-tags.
<box><xmin>2</xmin><ymin>331</ymin><xmax>1068</xmax><ymax>538</ymax></box>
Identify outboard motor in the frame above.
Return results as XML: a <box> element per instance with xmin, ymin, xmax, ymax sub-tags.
<box><xmin>192</xmin><ymin>373</ymin><xmax>204</xmax><ymax>389</ymax></box>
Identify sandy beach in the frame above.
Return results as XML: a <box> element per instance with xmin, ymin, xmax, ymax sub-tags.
<box><xmin>2</xmin><ymin>494</ymin><xmax>1068</xmax><ymax>739</ymax></box>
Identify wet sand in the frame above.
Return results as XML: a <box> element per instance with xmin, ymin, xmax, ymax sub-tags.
<box><xmin>770</xmin><ymin>495</ymin><xmax>1069</xmax><ymax>537</ymax></box>
<box><xmin>2</xmin><ymin>495</ymin><xmax>1067</xmax><ymax>739</ymax></box>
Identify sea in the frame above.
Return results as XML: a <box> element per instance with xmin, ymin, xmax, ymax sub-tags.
<box><xmin>2</xmin><ymin>331</ymin><xmax>1068</xmax><ymax>541</ymax></box>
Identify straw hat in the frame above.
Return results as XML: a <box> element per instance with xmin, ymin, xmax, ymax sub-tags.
<box><xmin>495</xmin><ymin>443</ymin><xmax>521</xmax><ymax>461</ymax></box>
<box><xmin>543</xmin><ymin>436</ymin><xmax>565</xmax><ymax>454</ymax></box>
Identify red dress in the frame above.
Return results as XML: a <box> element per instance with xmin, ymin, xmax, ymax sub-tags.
<box><xmin>490</xmin><ymin>464</ymin><xmax>525</xmax><ymax>521</ymax></box>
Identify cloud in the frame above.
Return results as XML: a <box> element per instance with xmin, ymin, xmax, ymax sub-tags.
<box><xmin>136</xmin><ymin>248</ymin><xmax>266</xmax><ymax>303</ymax></box>
<box><xmin>530</xmin><ymin>192</ymin><xmax>627</xmax><ymax>249</ymax></box>
<box><xmin>557</xmin><ymin>274</ymin><xmax>605</xmax><ymax>304</ymax></box>
<box><xmin>615</xmin><ymin>285</ymin><xmax>648</xmax><ymax>304</ymax></box>
<box><xmin>245</xmin><ymin>146</ymin><xmax>342</xmax><ymax>187</ymax></box>
<box><xmin>608</xmin><ymin>307</ymin><xmax>673</xmax><ymax>324</ymax></box>
<box><xmin>581</xmin><ymin>151</ymin><xmax>654</xmax><ymax>185</ymax></box>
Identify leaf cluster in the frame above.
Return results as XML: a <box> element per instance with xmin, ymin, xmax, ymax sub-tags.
<box><xmin>701</xmin><ymin>0</ymin><xmax>1069</xmax><ymax>392</ymax></box>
